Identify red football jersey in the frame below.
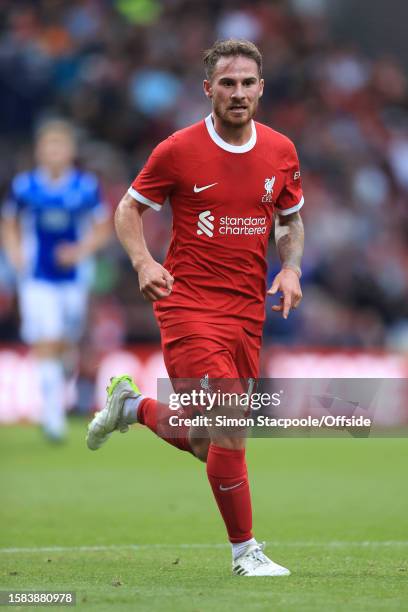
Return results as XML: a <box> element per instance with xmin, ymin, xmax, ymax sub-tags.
<box><xmin>129</xmin><ymin>114</ymin><xmax>304</xmax><ymax>334</ymax></box>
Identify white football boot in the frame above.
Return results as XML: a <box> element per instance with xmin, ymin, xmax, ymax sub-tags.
<box><xmin>86</xmin><ymin>375</ymin><xmax>141</xmax><ymax>451</ymax></box>
<box><xmin>232</xmin><ymin>542</ymin><xmax>291</xmax><ymax>577</ymax></box>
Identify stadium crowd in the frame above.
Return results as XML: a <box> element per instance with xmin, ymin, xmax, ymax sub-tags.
<box><xmin>0</xmin><ymin>0</ymin><xmax>407</xmax><ymax>354</ymax></box>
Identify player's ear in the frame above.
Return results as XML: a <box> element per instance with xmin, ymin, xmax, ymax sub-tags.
<box><xmin>259</xmin><ymin>78</ymin><xmax>264</xmax><ymax>98</ymax></box>
<box><xmin>203</xmin><ymin>80</ymin><xmax>212</xmax><ymax>99</ymax></box>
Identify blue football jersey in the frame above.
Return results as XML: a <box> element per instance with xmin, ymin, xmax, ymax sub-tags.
<box><xmin>3</xmin><ymin>167</ymin><xmax>107</xmax><ymax>282</ymax></box>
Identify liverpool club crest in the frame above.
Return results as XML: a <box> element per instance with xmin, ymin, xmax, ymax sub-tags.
<box><xmin>262</xmin><ymin>177</ymin><xmax>275</xmax><ymax>203</ymax></box>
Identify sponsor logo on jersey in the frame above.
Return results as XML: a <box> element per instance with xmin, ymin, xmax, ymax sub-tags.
<box><xmin>197</xmin><ymin>210</ymin><xmax>215</xmax><ymax>237</ymax></box>
<box><xmin>39</xmin><ymin>209</ymin><xmax>70</xmax><ymax>230</ymax></box>
<box><xmin>197</xmin><ymin>211</ymin><xmax>267</xmax><ymax>238</ymax></box>
<box><xmin>262</xmin><ymin>176</ymin><xmax>275</xmax><ymax>203</ymax></box>
<box><xmin>293</xmin><ymin>171</ymin><xmax>301</xmax><ymax>180</ymax></box>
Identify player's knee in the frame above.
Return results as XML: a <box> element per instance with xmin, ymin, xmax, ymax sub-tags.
<box><xmin>190</xmin><ymin>437</ymin><xmax>210</xmax><ymax>463</ymax></box>
<box><xmin>209</xmin><ymin>435</ymin><xmax>246</xmax><ymax>451</ymax></box>
<box><xmin>33</xmin><ymin>340</ymin><xmax>64</xmax><ymax>359</ymax></box>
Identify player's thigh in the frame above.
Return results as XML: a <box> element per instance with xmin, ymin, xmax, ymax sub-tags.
<box><xmin>161</xmin><ymin>323</ymin><xmax>254</xmax><ymax>401</ymax></box>
<box><xmin>162</xmin><ymin>328</ymin><xmax>237</xmax><ymax>385</ymax></box>
<box><xmin>60</xmin><ymin>283</ymin><xmax>88</xmax><ymax>342</ymax></box>
<box><xmin>18</xmin><ymin>280</ymin><xmax>63</xmax><ymax>344</ymax></box>
<box><xmin>236</xmin><ymin>328</ymin><xmax>262</xmax><ymax>379</ymax></box>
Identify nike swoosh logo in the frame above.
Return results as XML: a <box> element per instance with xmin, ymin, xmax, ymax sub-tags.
<box><xmin>193</xmin><ymin>182</ymin><xmax>218</xmax><ymax>193</ymax></box>
<box><xmin>219</xmin><ymin>481</ymin><xmax>244</xmax><ymax>492</ymax></box>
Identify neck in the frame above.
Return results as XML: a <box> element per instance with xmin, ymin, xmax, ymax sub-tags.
<box><xmin>212</xmin><ymin>114</ymin><xmax>252</xmax><ymax>146</ymax></box>
<box><xmin>42</xmin><ymin>165</ymin><xmax>69</xmax><ymax>180</ymax></box>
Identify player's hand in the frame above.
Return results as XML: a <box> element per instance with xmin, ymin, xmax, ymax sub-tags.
<box><xmin>267</xmin><ymin>268</ymin><xmax>302</xmax><ymax>319</ymax></box>
<box><xmin>137</xmin><ymin>259</ymin><xmax>174</xmax><ymax>301</ymax></box>
<box><xmin>55</xmin><ymin>243</ymin><xmax>84</xmax><ymax>267</ymax></box>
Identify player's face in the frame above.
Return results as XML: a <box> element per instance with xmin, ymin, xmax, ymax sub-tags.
<box><xmin>36</xmin><ymin>130</ymin><xmax>76</xmax><ymax>171</ymax></box>
<box><xmin>204</xmin><ymin>56</ymin><xmax>264</xmax><ymax>127</ymax></box>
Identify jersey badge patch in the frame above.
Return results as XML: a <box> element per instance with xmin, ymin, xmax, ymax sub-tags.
<box><xmin>262</xmin><ymin>177</ymin><xmax>275</xmax><ymax>203</ymax></box>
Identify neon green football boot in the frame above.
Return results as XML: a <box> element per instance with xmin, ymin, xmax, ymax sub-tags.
<box><xmin>86</xmin><ymin>375</ymin><xmax>141</xmax><ymax>451</ymax></box>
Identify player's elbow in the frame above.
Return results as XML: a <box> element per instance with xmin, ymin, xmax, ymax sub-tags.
<box><xmin>115</xmin><ymin>192</ymin><xmax>146</xmax><ymax>222</ymax></box>
<box><xmin>116</xmin><ymin>192</ymin><xmax>131</xmax><ymax>217</ymax></box>
<box><xmin>114</xmin><ymin>193</ymin><xmax>132</xmax><ymax>230</ymax></box>
<box><xmin>276</xmin><ymin>211</ymin><xmax>302</xmax><ymax>228</ymax></box>
<box><xmin>97</xmin><ymin>217</ymin><xmax>113</xmax><ymax>246</ymax></box>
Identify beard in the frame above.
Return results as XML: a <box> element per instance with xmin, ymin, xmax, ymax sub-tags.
<box><xmin>212</xmin><ymin>98</ymin><xmax>259</xmax><ymax>129</ymax></box>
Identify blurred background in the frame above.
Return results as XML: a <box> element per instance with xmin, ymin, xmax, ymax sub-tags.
<box><xmin>1</xmin><ymin>0</ymin><xmax>408</xmax><ymax>422</ymax></box>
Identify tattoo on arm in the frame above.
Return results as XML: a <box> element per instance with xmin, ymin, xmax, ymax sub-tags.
<box><xmin>274</xmin><ymin>212</ymin><xmax>304</xmax><ymax>277</ymax></box>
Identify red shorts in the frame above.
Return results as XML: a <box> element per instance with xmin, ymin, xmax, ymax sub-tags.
<box><xmin>160</xmin><ymin>321</ymin><xmax>261</xmax><ymax>380</ymax></box>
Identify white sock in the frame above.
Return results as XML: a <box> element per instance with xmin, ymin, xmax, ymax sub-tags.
<box><xmin>37</xmin><ymin>358</ymin><xmax>66</xmax><ymax>438</ymax></box>
<box><xmin>232</xmin><ymin>538</ymin><xmax>257</xmax><ymax>560</ymax></box>
<box><xmin>123</xmin><ymin>395</ymin><xmax>144</xmax><ymax>424</ymax></box>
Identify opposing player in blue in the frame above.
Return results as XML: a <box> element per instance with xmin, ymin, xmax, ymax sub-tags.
<box><xmin>2</xmin><ymin>120</ymin><xmax>111</xmax><ymax>440</ymax></box>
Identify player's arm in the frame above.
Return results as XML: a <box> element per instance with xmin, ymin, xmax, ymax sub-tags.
<box><xmin>114</xmin><ymin>192</ymin><xmax>174</xmax><ymax>301</ymax></box>
<box><xmin>57</xmin><ymin>216</ymin><xmax>111</xmax><ymax>266</ymax></box>
<box><xmin>79</xmin><ymin>215</ymin><xmax>111</xmax><ymax>256</ymax></box>
<box><xmin>267</xmin><ymin>211</ymin><xmax>304</xmax><ymax>319</ymax></box>
<box><xmin>1</xmin><ymin>215</ymin><xmax>24</xmax><ymax>272</ymax></box>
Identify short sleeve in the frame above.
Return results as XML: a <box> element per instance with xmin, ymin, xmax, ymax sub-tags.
<box><xmin>128</xmin><ymin>136</ymin><xmax>177</xmax><ymax>211</ymax></box>
<box><xmin>80</xmin><ymin>173</ymin><xmax>110</xmax><ymax>222</ymax></box>
<box><xmin>1</xmin><ymin>174</ymin><xmax>30</xmax><ymax>219</ymax></box>
<box><xmin>275</xmin><ymin>142</ymin><xmax>304</xmax><ymax>216</ymax></box>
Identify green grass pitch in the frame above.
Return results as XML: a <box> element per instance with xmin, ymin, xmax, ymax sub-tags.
<box><xmin>0</xmin><ymin>419</ymin><xmax>407</xmax><ymax>611</ymax></box>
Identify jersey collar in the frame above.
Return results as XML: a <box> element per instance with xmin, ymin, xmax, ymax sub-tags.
<box><xmin>205</xmin><ymin>114</ymin><xmax>257</xmax><ymax>153</ymax></box>
<box><xmin>35</xmin><ymin>167</ymin><xmax>76</xmax><ymax>189</ymax></box>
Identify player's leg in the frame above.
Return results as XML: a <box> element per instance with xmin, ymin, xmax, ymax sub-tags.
<box><xmin>206</xmin><ymin>437</ymin><xmax>290</xmax><ymax>575</ymax></box>
<box><xmin>86</xmin><ymin>376</ymin><xmax>196</xmax><ymax>452</ymax></box>
<box><xmin>19</xmin><ymin>280</ymin><xmax>66</xmax><ymax>441</ymax></box>
<box><xmin>146</xmin><ymin>322</ymin><xmax>260</xmax><ymax>568</ymax></box>
<box><xmin>60</xmin><ymin>282</ymin><xmax>89</xmax><ymax>408</ymax></box>
<box><xmin>33</xmin><ymin>341</ymin><xmax>66</xmax><ymax>440</ymax></box>
<box><xmin>145</xmin><ymin>327</ymin><xmax>262</xmax><ymax>462</ymax></box>
<box><xmin>216</xmin><ymin>327</ymin><xmax>290</xmax><ymax>576</ymax></box>
<box><xmin>204</xmin><ymin>375</ymin><xmax>255</xmax><ymax>566</ymax></box>
<box><xmin>136</xmin><ymin>323</ymin><xmax>214</xmax><ymax>458</ymax></box>
<box><xmin>87</xmin><ymin>381</ymin><xmax>210</xmax><ymax>458</ymax></box>
<box><xmin>86</xmin><ymin>323</ymin><xmax>213</xmax><ymax>456</ymax></box>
